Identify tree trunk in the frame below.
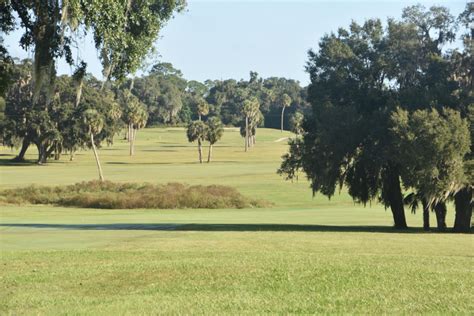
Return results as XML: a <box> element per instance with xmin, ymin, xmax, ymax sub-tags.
<box><xmin>198</xmin><ymin>139</ymin><xmax>203</xmax><ymax>163</ymax></box>
<box><xmin>129</xmin><ymin>126</ymin><xmax>135</xmax><ymax>156</ymax></box>
<box><xmin>207</xmin><ymin>144</ymin><xmax>213</xmax><ymax>163</ymax></box>
<box><xmin>198</xmin><ymin>114</ymin><xmax>201</xmax><ymax>121</ymax></box>
<box><xmin>36</xmin><ymin>142</ymin><xmax>49</xmax><ymax>165</ymax></box>
<box><xmin>384</xmin><ymin>166</ymin><xmax>408</xmax><ymax>229</ymax></box>
<box><xmin>434</xmin><ymin>202</ymin><xmax>447</xmax><ymax>231</ymax></box>
<box><xmin>90</xmin><ymin>132</ymin><xmax>105</xmax><ymax>182</ymax></box>
<box><xmin>253</xmin><ymin>135</ymin><xmax>256</xmax><ymax>145</ymax></box>
<box><xmin>422</xmin><ymin>199</ymin><xmax>430</xmax><ymax>231</ymax></box>
<box><xmin>70</xmin><ymin>150</ymin><xmax>75</xmax><ymax>161</ymax></box>
<box><xmin>245</xmin><ymin>116</ymin><xmax>249</xmax><ymax>152</ymax></box>
<box><xmin>13</xmin><ymin>138</ymin><xmax>30</xmax><ymax>162</ymax></box>
<box><xmin>281</xmin><ymin>106</ymin><xmax>286</xmax><ymax>132</ymax></box>
<box><xmin>45</xmin><ymin>145</ymin><xmax>55</xmax><ymax>161</ymax></box>
<box><xmin>454</xmin><ymin>187</ymin><xmax>472</xmax><ymax>233</ymax></box>
<box><xmin>54</xmin><ymin>141</ymin><xmax>61</xmax><ymax>160</ymax></box>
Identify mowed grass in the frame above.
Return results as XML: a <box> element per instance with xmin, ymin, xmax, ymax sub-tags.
<box><xmin>0</xmin><ymin>128</ymin><xmax>472</xmax><ymax>314</ymax></box>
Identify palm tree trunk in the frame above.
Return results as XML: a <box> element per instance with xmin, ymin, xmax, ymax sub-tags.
<box><xmin>129</xmin><ymin>126</ymin><xmax>134</xmax><ymax>156</ymax></box>
<box><xmin>281</xmin><ymin>106</ymin><xmax>286</xmax><ymax>132</ymax></box>
<box><xmin>245</xmin><ymin>116</ymin><xmax>249</xmax><ymax>152</ymax></box>
<box><xmin>90</xmin><ymin>132</ymin><xmax>105</xmax><ymax>181</ymax></box>
<box><xmin>198</xmin><ymin>139</ymin><xmax>203</xmax><ymax>163</ymax></box>
<box><xmin>207</xmin><ymin>144</ymin><xmax>213</xmax><ymax>163</ymax></box>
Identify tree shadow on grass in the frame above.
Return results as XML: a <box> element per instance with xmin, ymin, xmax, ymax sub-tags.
<box><xmin>106</xmin><ymin>162</ymin><xmax>175</xmax><ymax>165</ymax></box>
<box><xmin>0</xmin><ymin>223</ymin><xmax>447</xmax><ymax>234</ymax></box>
<box><xmin>0</xmin><ymin>158</ymin><xmax>38</xmax><ymax>166</ymax></box>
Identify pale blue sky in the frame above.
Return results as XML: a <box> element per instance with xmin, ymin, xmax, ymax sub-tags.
<box><xmin>4</xmin><ymin>0</ymin><xmax>467</xmax><ymax>85</ymax></box>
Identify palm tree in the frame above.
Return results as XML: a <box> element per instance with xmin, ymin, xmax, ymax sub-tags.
<box><xmin>196</xmin><ymin>97</ymin><xmax>209</xmax><ymax>121</ymax></box>
<box><xmin>242</xmin><ymin>97</ymin><xmax>260</xmax><ymax>152</ymax></box>
<box><xmin>186</xmin><ymin>120</ymin><xmax>207</xmax><ymax>163</ymax></box>
<box><xmin>128</xmin><ymin>105</ymin><xmax>148</xmax><ymax>156</ymax></box>
<box><xmin>123</xmin><ymin>90</ymin><xmax>148</xmax><ymax>156</ymax></box>
<box><xmin>83</xmin><ymin>109</ymin><xmax>105</xmax><ymax>181</ymax></box>
<box><xmin>205</xmin><ymin>117</ymin><xmax>224</xmax><ymax>163</ymax></box>
<box><xmin>280</xmin><ymin>93</ymin><xmax>292</xmax><ymax>132</ymax></box>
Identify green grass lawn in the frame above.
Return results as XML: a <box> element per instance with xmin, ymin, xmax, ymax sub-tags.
<box><xmin>0</xmin><ymin>128</ymin><xmax>472</xmax><ymax>314</ymax></box>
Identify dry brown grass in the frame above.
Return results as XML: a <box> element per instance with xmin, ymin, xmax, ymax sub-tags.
<box><xmin>0</xmin><ymin>181</ymin><xmax>268</xmax><ymax>209</ymax></box>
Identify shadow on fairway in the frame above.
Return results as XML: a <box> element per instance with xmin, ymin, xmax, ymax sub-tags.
<box><xmin>0</xmin><ymin>223</ymin><xmax>435</xmax><ymax>233</ymax></box>
<box><xmin>0</xmin><ymin>159</ymin><xmax>39</xmax><ymax>166</ymax></box>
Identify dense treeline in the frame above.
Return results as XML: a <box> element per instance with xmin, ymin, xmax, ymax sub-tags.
<box><xmin>279</xmin><ymin>4</ymin><xmax>473</xmax><ymax>232</ymax></box>
<box><xmin>121</xmin><ymin>65</ymin><xmax>309</xmax><ymax>129</ymax></box>
<box><xmin>0</xmin><ymin>60</ymin><xmax>308</xmax><ymax>161</ymax></box>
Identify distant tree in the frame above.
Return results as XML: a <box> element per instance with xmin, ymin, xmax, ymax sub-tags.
<box><xmin>241</xmin><ymin>97</ymin><xmax>260</xmax><ymax>152</ymax></box>
<box><xmin>280</xmin><ymin>94</ymin><xmax>291</xmax><ymax>132</ymax></box>
<box><xmin>290</xmin><ymin>111</ymin><xmax>304</xmax><ymax>136</ymax></box>
<box><xmin>82</xmin><ymin>109</ymin><xmax>105</xmax><ymax>181</ymax></box>
<box><xmin>158</xmin><ymin>81</ymin><xmax>183</xmax><ymax>124</ymax></box>
<box><xmin>205</xmin><ymin>117</ymin><xmax>224</xmax><ymax>163</ymax></box>
<box><xmin>186</xmin><ymin>80</ymin><xmax>208</xmax><ymax>98</ymax></box>
<box><xmin>119</xmin><ymin>90</ymin><xmax>147</xmax><ymax>155</ymax></box>
<box><xmin>196</xmin><ymin>97</ymin><xmax>210</xmax><ymax>121</ymax></box>
<box><xmin>187</xmin><ymin>120</ymin><xmax>207</xmax><ymax>163</ymax></box>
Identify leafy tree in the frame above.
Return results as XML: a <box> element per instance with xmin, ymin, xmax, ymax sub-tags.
<box><xmin>450</xmin><ymin>4</ymin><xmax>474</xmax><ymax>233</ymax></box>
<box><xmin>390</xmin><ymin>107</ymin><xmax>470</xmax><ymax>230</ymax></box>
<box><xmin>186</xmin><ymin>120</ymin><xmax>207</xmax><ymax>163</ymax></box>
<box><xmin>158</xmin><ymin>80</ymin><xmax>183</xmax><ymax>124</ymax></box>
<box><xmin>1</xmin><ymin>0</ymin><xmax>185</xmax><ymax>100</ymax></box>
<box><xmin>205</xmin><ymin>117</ymin><xmax>224</xmax><ymax>163</ymax></box>
<box><xmin>280</xmin><ymin>5</ymin><xmax>472</xmax><ymax>230</ymax></box>
<box><xmin>280</xmin><ymin>93</ymin><xmax>291</xmax><ymax>132</ymax></box>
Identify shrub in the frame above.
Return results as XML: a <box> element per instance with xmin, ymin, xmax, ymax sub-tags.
<box><xmin>0</xmin><ymin>181</ymin><xmax>269</xmax><ymax>209</ymax></box>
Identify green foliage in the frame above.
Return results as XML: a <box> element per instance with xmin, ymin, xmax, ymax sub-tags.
<box><xmin>390</xmin><ymin>107</ymin><xmax>470</xmax><ymax>205</ymax></box>
<box><xmin>205</xmin><ymin>117</ymin><xmax>224</xmax><ymax>145</ymax></box>
<box><xmin>1</xmin><ymin>62</ymin><xmax>122</xmax><ymax>162</ymax></box>
<box><xmin>289</xmin><ymin>111</ymin><xmax>304</xmax><ymax>135</ymax></box>
<box><xmin>277</xmin><ymin>137</ymin><xmax>304</xmax><ymax>181</ymax></box>
<box><xmin>281</xmin><ymin>5</ymin><xmax>472</xmax><ymax>229</ymax></box>
<box><xmin>186</xmin><ymin>120</ymin><xmax>207</xmax><ymax>143</ymax></box>
<box><xmin>0</xmin><ymin>181</ymin><xmax>267</xmax><ymax>209</ymax></box>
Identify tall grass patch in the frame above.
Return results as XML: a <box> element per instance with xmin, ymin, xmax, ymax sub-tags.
<box><xmin>0</xmin><ymin>181</ymin><xmax>268</xmax><ymax>209</ymax></box>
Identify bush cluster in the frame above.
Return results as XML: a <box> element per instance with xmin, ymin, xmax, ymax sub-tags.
<box><xmin>0</xmin><ymin>181</ymin><xmax>268</xmax><ymax>209</ymax></box>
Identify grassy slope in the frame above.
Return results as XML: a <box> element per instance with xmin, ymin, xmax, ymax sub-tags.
<box><xmin>0</xmin><ymin>128</ymin><xmax>472</xmax><ymax>314</ymax></box>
